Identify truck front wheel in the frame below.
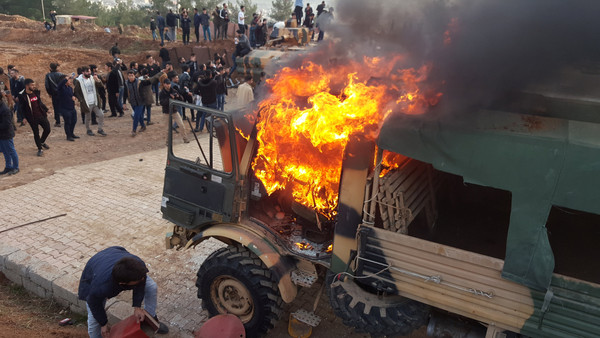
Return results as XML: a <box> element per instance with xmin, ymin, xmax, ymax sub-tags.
<box><xmin>327</xmin><ymin>272</ymin><xmax>429</xmax><ymax>336</ymax></box>
<box><xmin>196</xmin><ymin>245</ymin><xmax>283</xmax><ymax>338</ymax></box>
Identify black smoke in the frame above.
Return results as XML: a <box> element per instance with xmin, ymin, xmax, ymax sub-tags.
<box><xmin>322</xmin><ymin>0</ymin><xmax>600</xmax><ymax>113</ymax></box>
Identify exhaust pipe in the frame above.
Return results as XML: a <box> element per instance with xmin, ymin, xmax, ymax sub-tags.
<box><xmin>427</xmin><ymin>313</ymin><xmax>487</xmax><ymax>338</ymax></box>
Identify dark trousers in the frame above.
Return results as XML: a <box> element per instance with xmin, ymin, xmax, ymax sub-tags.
<box><xmin>221</xmin><ymin>22</ymin><xmax>229</xmax><ymax>39</ymax></box>
<box><xmin>294</xmin><ymin>6</ymin><xmax>303</xmax><ymax>25</ymax></box>
<box><xmin>51</xmin><ymin>95</ymin><xmax>61</xmax><ymax>124</ymax></box>
<box><xmin>62</xmin><ymin>109</ymin><xmax>77</xmax><ymax>138</ymax></box>
<box><xmin>238</xmin><ymin>23</ymin><xmax>246</xmax><ymax>34</ymax></box>
<box><xmin>152</xmin><ymin>82</ymin><xmax>159</xmax><ymax>104</ymax></box>
<box><xmin>98</xmin><ymin>86</ymin><xmax>107</xmax><ymax>110</ymax></box>
<box><xmin>195</xmin><ymin>25</ymin><xmax>200</xmax><ymax>42</ymax></box>
<box><xmin>108</xmin><ymin>92</ymin><xmax>123</xmax><ymax>115</ymax></box>
<box><xmin>29</xmin><ymin>117</ymin><xmax>51</xmax><ymax>150</ymax></box>
<box><xmin>144</xmin><ymin>105</ymin><xmax>152</xmax><ymax>122</ymax></box>
<box><xmin>214</xmin><ymin>23</ymin><xmax>221</xmax><ymax>40</ymax></box>
<box><xmin>183</xmin><ymin>28</ymin><xmax>190</xmax><ymax>44</ymax></box>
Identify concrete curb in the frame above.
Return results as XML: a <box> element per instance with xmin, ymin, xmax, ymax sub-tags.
<box><xmin>0</xmin><ymin>245</ymin><xmax>132</xmax><ymax>325</ymax></box>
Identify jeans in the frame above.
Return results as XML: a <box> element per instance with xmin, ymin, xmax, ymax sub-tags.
<box><xmin>118</xmin><ymin>87</ymin><xmax>124</xmax><ymax>111</ymax></box>
<box><xmin>144</xmin><ymin>105</ymin><xmax>152</xmax><ymax>122</ymax></box>
<box><xmin>86</xmin><ymin>276</ymin><xmax>158</xmax><ymax>338</ymax></box>
<box><xmin>203</xmin><ymin>25</ymin><xmax>212</xmax><ymax>41</ymax></box>
<box><xmin>108</xmin><ymin>92</ymin><xmax>123</xmax><ymax>115</ymax></box>
<box><xmin>229</xmin><ymin>54</ymin><xmax>238</xmax><ymax>76</ymax></box>
<box><xmin>14</xmin><ymin>101</ymin><xmax>23</xmax><ymax>122</ymax></box>
<box><xmin>217</xmin><ymin>94</ymin><xmax>225</xmax><ymax>111</ymax></box>
<box><xmin>196</xmin><ymin>102</ymin><xmax>216</xmax><ymax>131</ymax></box>
<box><xmin>152</xmin><ymin>30</ymin><xmax>157</xmax><ymax>40</ymax></box>
<box><xmin>159</xmin><ymin>27</ymin><xmax>165</xmax><ymax>44</ymax></box>
<box><xmin>0</xmin><ymin>139</ymin><xmax>19</xmax><ymax>170</ymax></box>
<box><xmin>152</xmin><ymin>82</ymin><xmax>159</xmax><ymax>103</ymax></box>
<box><xmin>28</xmin><ymin>117</ymin><xmax>51</xmax><ymax>150</ymax></box>
<box><xmin>132</xmin><ymin>105</ymin><xmax>146</xmax><ymax>131</ymax></box>
<box><xmin>195</xmin><ymin>25</ymin><xmax>200</xmax><ymax>42</ymax></box>
<box><xmin>51</xmin><ymin>95</ymin><xmax>61</xmax><ymax>124</ymax></box>
<box><xmin>62</xmin><ymin>108</ymin><xmax>77</xmax><ymax>138</ymax></box>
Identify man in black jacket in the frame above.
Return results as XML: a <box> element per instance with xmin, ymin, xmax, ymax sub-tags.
<box><xmin>78</xmin><ymin>246</ymin><xmax>168</xmax><ymax>337</ymax></box>
<box><xmin>18</xmin><ymin>79</ymin><xmax>51</xmax><ymax>156</ymax></box>
<box><xmin>166</xmin><ymin>9</ymin><xmax>177</xmax><ymax>42</ymax></box>
<box><xmin>0</xmin><ymin>90</ymin><xmax>19</xmax><ymax>175</ymax></box>
<box><xmin>44</xmin><ymin>62</ymin><xmax>64</xmax><ymax>127</ymax></box>
<box><xmin>105</xmin><ymin>62</ymin><xmax>124</xmax><ymax>117</ymax></box>
<box><xmin>195</xmin><ymin>70</ymin><xmax>217</xmax><ymax>132</ymax></box>
<box><xmin>159</xmin><ymin>79</ymin><xmax>189</xmax><ymax>144</ymax></box>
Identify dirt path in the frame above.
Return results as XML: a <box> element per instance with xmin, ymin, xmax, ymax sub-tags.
<box><xmin>0</xmin><ymin>272</ymin><xmax>88</xmax><ymax>338</ymax></box>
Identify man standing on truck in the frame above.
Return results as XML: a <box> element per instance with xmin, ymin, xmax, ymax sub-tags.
<box><xmin>78</xmin><ymin>246</ymin><xmax>168</xmax><ymax>338</ymax></box>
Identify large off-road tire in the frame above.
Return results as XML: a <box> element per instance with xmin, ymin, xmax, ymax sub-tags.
<box><xmin>196</xmin><ymin>245</ymin><xmax>283</xmax><ymax>338</ymax></box>
<box><xmin>327</xmin><ymin>272</ymin><xmax>430</xmax><ymax>337</ymax></box>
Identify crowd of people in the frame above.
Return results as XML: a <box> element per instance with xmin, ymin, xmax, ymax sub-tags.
<box><xmin>150</xmin><ymin>1</ymin><xmax>334</xmax><ymax>46</ymax></box>
<box><xmin>0</xmin><ymin>45</ymin><xmax>261</xmax><ymax>176</ymax></box>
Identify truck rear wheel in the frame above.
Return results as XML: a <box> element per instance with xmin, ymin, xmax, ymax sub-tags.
<box><xmin>327</xmin><ymin>272</ymin><xmax>429</xmax><ymax>337</ymax></box>
<box><xmin>196</xmin><ymin>245</ymin><xmax>283</xmax><ymax>338</ymax></box>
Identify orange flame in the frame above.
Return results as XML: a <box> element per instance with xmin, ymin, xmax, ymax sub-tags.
<box><xmin>251</xmin><ymin>58</ymin><xmax>440</xmax><ymax>218</ymax></box>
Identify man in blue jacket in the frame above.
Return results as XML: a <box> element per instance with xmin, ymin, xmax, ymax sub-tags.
<box><xmin>78</xmin><ymin>246</ymin><xmax>168</xmax><ymax>337</ymax></box>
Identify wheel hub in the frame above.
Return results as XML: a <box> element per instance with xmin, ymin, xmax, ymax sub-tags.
<box><xmin>211</xmin><ymin>276</ymin><xmax>254</xmax><ymax>322</ymax></box>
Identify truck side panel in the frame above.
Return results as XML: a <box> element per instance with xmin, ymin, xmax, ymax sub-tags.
<box><xmin>359</xmin><ymin>225</ymin><xmax>600</xmax><ymax>336</ymax></box>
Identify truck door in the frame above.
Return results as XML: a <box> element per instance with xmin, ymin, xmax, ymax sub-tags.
<box><xmin>161</xmin><ymin>101</ymin><xmax>240</xmax><ymax>228</ymax></box>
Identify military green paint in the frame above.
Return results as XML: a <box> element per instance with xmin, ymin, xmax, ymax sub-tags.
<box><xmin>378</xmin><ymin>110</ymin><xmax>600</xmax><ymax>291</ymax></box>
<box><xmin>522</xmin><ymin>275</ymin><xmax>600</xmax><ymax>337</ymax></box>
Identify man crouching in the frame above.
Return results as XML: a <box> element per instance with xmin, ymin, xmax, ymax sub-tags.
<box><xmin>78</xmin><ymin>246</ymin><xmax>168</xmax><ymax>337</ymax></box>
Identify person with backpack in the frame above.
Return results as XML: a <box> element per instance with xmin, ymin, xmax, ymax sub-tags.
<box><xmin>44</xmin><ymin>62</ymin><xmax>64</xmax><ymax>127</ymax></box>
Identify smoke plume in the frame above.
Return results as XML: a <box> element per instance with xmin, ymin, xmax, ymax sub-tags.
<box><xmin>318</xmin><ymin>0</ymin><xmax>600</xmax><ymax>113</ymax></box>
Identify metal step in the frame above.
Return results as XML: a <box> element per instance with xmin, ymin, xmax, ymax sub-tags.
<box><xmin>291</xmin><ymin>269</ymin><xmax>318</xmax><ymax>287</ymax></box>
<box><xmin>291</xmin><ymin>309</ymin><xmax>322</xmax><ymax>327</ymax></box>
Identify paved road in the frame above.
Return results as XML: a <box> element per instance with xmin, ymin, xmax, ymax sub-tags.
<box><xmin>0</xmin><ymin>133</ymin><xmax>372</xmax><ymax>337</ymax></box>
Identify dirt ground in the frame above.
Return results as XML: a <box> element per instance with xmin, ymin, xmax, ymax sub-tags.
<box><xmin>0</xmin><ymin>14</ymin><xmax>236</xmax><ymax>192</ymax></box>
<box><xmin>0</xmin><ymin>272</ymin><xmax>88</xmax><ymax>338</ymax></box>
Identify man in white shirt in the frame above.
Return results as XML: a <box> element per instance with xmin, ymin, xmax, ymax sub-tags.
<box><xmin>238</xmin><ymin>5</ymin><xmax>247</xmax><ymax>34</ymax></box>
<box><xmin>237</xmin><ymin>75</ymin><xmax>254</xmax><ymax>106</ymax></box>
<box><xmin>73</xmin><ymin>66</ymin><xmax>107</xmax><ymax>136</ymax></box>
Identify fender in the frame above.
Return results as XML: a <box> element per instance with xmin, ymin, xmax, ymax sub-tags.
<box><xmin>184</xmin><ymin>223</ymin><xmax>298</xmax><ymax>303</ymax></box>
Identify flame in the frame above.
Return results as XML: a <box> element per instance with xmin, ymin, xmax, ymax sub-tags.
<box><xmin>251</xmin><ymin>58</ymin><xmax>441</xmax><ymax>219</ymax></box>
<box><xmin>295</xmin><ymin>242</ymin><xmax>313</xmax><ymax>250</ymax></box>
<box><xmin>380</xmin><ymin>151</ymin><xmax>409</xmax><ymax>177</ymax></box>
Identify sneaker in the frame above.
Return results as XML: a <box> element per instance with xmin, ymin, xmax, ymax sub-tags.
<box><xmin>119</xmin><ymin>113</ymin><xmax>124</xmax><ymax>117</ymax></box>
<box><xmin>72</xmin><ymin>135</ymin><xmax>80</xmax><ymax>139</ymax></box>
<box><xmin>87</xmin><ymin>130</ymin><xmax>95</xmax><ymax>136</ymax></box>
<box><xmin>131</xmin><ymin>131</ymin><xmax>137</xmax><ymax>137</ymax></box>
<box><xmin>37</xmin><ymin>149</ymin><xmax>43</xmax><ymax>157</ymax></box>
<box><xmin>0</xmin><ymin>168</ymin><xmax>10</xmax><ymax>175</ymax></box>
<box><xmin>41</xmin><ymin>143</ymin><xmax>50</xmax><ymax>150</ymax></box>
<box><xmin>98</xmin><ymin>130</ymin><xmax>107</xmax><ymax>136</ymax></box>
<box><xmin>147</xmin><ymin>121</ymin><xmax>155</xmax><ymax>125</ymax></box>
<box><xmin>67</xmin><ymin>137</ymin><xmax>75</xmax><ymax>141</ymax></box>
<box><xmin>156</xmin><ymin>322</ymin><xmax>169</xmax><ymax>334</ymax></box>
<box><xmin>140</xmin><ymin>126</ymin><xmax>146</xmax><ymax>132</ymax></box>
<box><xmin>7</xmin><ymin>168</ymin><xmax>19</xmax><ymax>175</ymax></box>
<box><xmin>194</xmin><ymin>128</ymin><xmax>200</xmax><ymax>132</ymax></box>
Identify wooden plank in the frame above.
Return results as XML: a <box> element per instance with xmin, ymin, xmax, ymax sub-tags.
<box><xmin>359</xmin><ymin>268</ymin><xmax>530</xmax><ymax>332</ymax></box>
<box><xmin>363</xmin><ymin>247</ymin><xmax>533</xmax><ymax>301</ymax></box>
<box><xmin>364</xmin><ymin>238</ymin><xmax>520</xmax><ymax>292</ymax></box>
<box><xmin>366</xmin><ymin>227</ymin><xmax>505</xmax><ymax>270</ymax></box>
<box><xmin>362</xmin><ymin>264</ymin><xmax>534</xmax><ymax>319</ymax></box>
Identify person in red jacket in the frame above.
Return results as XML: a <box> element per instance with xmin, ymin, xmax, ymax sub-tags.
<box><xmin>18</xmin><ymin>79</ymin><xmax>51</xmax><ymax>156</ymax></box>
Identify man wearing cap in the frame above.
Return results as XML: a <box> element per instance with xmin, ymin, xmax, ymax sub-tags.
<box><xmin>44</xmin><ymin>62</ymin><xmax>64</xmax><ymax>127</ymax></box>
<box><xmin>18</xmin><ymin>79</ymin><xmax>51</xmax><ymax>156</ymax></box>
